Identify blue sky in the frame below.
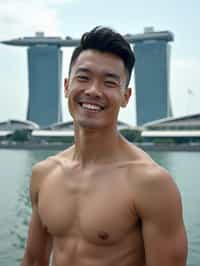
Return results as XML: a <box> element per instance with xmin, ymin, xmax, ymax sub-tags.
<box><xmin>0</xmin><ymin>0</ymin><xmax>199</xmax><ymax>125</ymax></box>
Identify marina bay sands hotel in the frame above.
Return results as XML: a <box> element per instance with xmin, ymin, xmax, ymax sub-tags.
<box><xmin>2</xmin><ymin>27</ymin><xmax>174</xmax><ymax>127</ymax></box>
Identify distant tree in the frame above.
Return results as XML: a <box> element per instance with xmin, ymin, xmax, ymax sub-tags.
<box><xmin>153</xmin><ymin>138</ymin><xmax>176</xmax><ymax>144</ymax></box>
<box><xmin>9</xmin><ymin>129</ymin><xmax>30</xmax><ymax>142</ymax></box>
<box><xmin>120</xmin><ymin>128</ymin><xmax>143</xmax><ymax>142</ymax></box>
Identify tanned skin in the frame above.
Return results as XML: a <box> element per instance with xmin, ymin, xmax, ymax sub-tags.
<box><xmin>21</xmin><ymin>50</ymin><xmax>187</xmax><ymax>266</ymax></box>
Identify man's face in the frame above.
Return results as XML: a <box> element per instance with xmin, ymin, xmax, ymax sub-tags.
<box><xmin>64</xmin><ymin>50</ymin><xmax>131</xmax><ymax>129</ymax></box>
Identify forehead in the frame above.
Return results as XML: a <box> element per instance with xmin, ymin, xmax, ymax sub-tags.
<box><xmin>71</xmin><ymin>50</ymin><xmax>126</xmax><ymax>77</ymax></box>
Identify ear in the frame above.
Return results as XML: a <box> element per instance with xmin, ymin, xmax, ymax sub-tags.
<box><xmin>64</xmin><ymin>78</ymin><xmax>69</xmax><ymax>98</ymax></box>
<box><xmin>121</xmin><ymin>87</ymin><xmax>132</xmax><ymax>107</ymax></box>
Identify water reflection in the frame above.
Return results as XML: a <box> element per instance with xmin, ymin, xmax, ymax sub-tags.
<box><xmin>0</xmin><ymin>150</ymin><xmax>32</xmax><ymax>265</ymax></box>
<box><xmin>8</xmin><ymin>149</ymin><xmax>60</xmax><ymax>265</ymax></box>
<box><xmin>11</xmin><ymin>174</ymin><xmax>31</xmax><ymax>251</ymax></box>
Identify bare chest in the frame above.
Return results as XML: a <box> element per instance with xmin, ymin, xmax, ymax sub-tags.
<box><xmin>38</xmin><ymin>170</ymin><xmax>138</xmax><ymax>245</ymax></box>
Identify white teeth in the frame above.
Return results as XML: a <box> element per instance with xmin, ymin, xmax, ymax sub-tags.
<box><xmin>82</xmin><ymin>103</ymin><xmax>101</xmax><ymax>111</ymax></box>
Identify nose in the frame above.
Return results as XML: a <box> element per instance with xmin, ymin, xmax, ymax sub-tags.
<box><xmin>84</xmin><ymin>81</ymin><xmax>102</xmax><ymax>97</ymax></box>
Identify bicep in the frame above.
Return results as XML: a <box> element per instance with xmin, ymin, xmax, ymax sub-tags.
<box><xmin>23</xmin><ymin>206</ymin><xmax>52</xmax><ymax>265</ymax></box>
<box><xmin>137</xmin><ymin>171</ymin><xmax>187</xmax><ymax>266</ymax></box>
<box><xmin>142</xmin><ymin>216</ymin><xmax>187</xmax><ymax>266</ymax></box>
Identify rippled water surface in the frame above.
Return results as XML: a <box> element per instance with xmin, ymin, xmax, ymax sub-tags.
<box><xmin>0</xmin><ymin>148</ymin><xmax>199</xmax><ymax>266</ymax></box>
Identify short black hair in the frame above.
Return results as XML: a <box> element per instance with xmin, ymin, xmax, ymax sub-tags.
<box><xmin>68</xmin><ymin>26</ymin><xmax>135</xmax><ymax>87</ymax></box>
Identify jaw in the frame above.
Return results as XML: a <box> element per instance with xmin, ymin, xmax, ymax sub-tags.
<box><xmin>74</xmin><ymin>108</ymin><xmax>106</xmax><ymax>129</ymax></box>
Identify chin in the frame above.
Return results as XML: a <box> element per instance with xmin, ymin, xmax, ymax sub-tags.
<box><xmin>75</xmin><ymin>119</ymin><xmax>107</xmax><ymax>130</ymax></box>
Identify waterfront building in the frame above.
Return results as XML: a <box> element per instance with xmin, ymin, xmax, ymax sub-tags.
<box><xmin>27</xmin><ymin>45</ymin><xmax>63</xmax><ymax>126</ymax></box>
<box><xmin>0</xmin><ymin>119</ymin><xmax>39</xmax><ymax>141</ymax></box>
<box><xmin>0</xmin><ymin>119</ymin><xmax>39</xmax><ymax>131</ymax></box>
<box><xmin>30</xmin><ymin>120</ymin><xmax>133</xmax><ymax>143</ymax></box>
<box><xmin>134</xmin><ymin>27</ymin><xmax>174</xmax><ymax>126</ymax></box>
<box><xmin>2</xmin><ymin>28</ymin><xmax>174</xmax><ymax>127</ymax></box>
<box><xmin>142</xmin><ymin>113</ymin><xmax>200</xmax><ymax>143</ymax></box>
<box><xmin>1</xmin><ymin>32</ymin><xmax>80</xmax><ymax>127</ymax></box>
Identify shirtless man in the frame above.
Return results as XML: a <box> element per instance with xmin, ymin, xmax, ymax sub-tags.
<box><xmin>21</xmin><ymin>26</ymin><xmax>187</xmax><ymax>266</ymax></box>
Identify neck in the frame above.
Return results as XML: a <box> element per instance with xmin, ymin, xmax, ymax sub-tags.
<box><xmin>72</xmin><ymin>124</ymin><xmax>122</xmax><ymax>167</ymax></box>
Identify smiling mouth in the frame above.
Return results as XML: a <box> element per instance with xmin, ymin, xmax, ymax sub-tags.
<box><xmin>79</xmin><ymin>102</ymin><xmax>105</xmax><ymax>112</ymax></box>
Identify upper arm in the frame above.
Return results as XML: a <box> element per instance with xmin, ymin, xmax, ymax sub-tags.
<box><xmin>136</xmin><ymin>167</ymin><xmax>187</xmax><ymax>266</ymax></box>
<box><xmin>23</xmin><ymin>207</ymin><xmax>52</xmax><ymax>265</ymax></box>
<box><xmin>22</xmin><ymin>164</ymin><xmax>52</xmax><ymax>266</ymax></box>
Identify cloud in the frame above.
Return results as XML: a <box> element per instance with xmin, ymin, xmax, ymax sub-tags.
<box><xmin>0</xmin><ymin>0</ymin><xmax>69</xmax><ymax>39</ymax></box>
<box><xmin>41</xmin><ymin>0</ymin><xmax>75</xmax><ymax>5</ymax></box>
<box><xmin>0</xmin><ymin>0</ymin><xmax>76</xmax><ymax>121</ymax></box>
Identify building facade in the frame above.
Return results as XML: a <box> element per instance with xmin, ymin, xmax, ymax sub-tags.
<box><xmin>27</xmin><ymin>45</ymin><xmax>63</xmax><ymax>127</ymax></box>
<box><xmin>1</xmin><ymin>31</ymin><xmax>80</xmax><ymax>127</ymax></box>
<box><xmin>142</xmin><ymin>113</ymin><xmax>200</xmax><ymax>143</ymax></box>
<box><xmin>2</xmin><ymin>29</ymin><xmax>174</xmax><ymax>127</ymax></box>
<box><xmin>134</xmin><ymin>28</ymin><xmax>173</xmax><ymax>126</ymax></box>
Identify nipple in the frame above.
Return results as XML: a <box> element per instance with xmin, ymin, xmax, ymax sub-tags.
<box><xmin>98</xmin><ymin>231</ymin><xmax>109</xmax><ymax>240</ymax></box>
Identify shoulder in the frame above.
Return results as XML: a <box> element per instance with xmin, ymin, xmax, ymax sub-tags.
<box><xmin>32</xmin><ymin>145</ymin><xmax>74</xmax><ymax>178</ymax></box>
<box><xmin>132</xmin><ymin>160</ymin><xmax>182</xmax><ymax>220</ymax></box>
<box><xmin>120</xmin><ymin>137</ymin><xmax>154</xmax><ymax>163</ymax></box>
<box><xmin>123</xmin><ymin>143</ymin><xmax>182</xmax><ymax>216</ymax></box>
<box><xmin>29</xmin><ymin>156</ymin><xmax>57</xmax><ymax>205</ymax></box>
<box><xmin>123</xmin><ymin>140</ymin><xmax>172</xmax><ymax>184</ymax></box>
<box><xmin>30</xmin><ymin>145</ymin><xmax>74</xmax><ymax>203</ymax></box>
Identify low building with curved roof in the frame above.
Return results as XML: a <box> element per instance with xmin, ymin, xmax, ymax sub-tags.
<box><xmin>44</xmin><ymin>121</ymin><xmax>74</xmax><ymax>130</ymax></box>
<box><xmin>142</xmin><ymin>113</ymin><xmax>200</xmax><ymax>143</ymax></box>
<box><xmin>0</xmin><ymin>119</ymin><xmax>40</xmax><ymax>131</ymax></box>
<box><xmin>31</xmin><ymin>120</ymin><xmax>135</xmax><ymax>143</ymax></box>
<box><xmin>45</xmin><ymin>120</ymin><xmax>134</xmax><ymax>131</ymax></box>
<box><xmin>143</xmin><ymin>113</ymin><xmax>200</xmax><ymax>130</ymax></box>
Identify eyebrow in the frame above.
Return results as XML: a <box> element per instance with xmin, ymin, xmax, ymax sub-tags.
<box><xmin>75</xmin><ymin>67</ymin><xmax>120</xmax><ymax>82</ymax></box>
<box><xmin>75</xmin><ymin>67</ymin><xmax>91</xmax><ymax>74</ymax></box>
<box><xmin>104</xmin><ymin>73</ymin><xmax>120</xmax><ymax>82</ymax></box>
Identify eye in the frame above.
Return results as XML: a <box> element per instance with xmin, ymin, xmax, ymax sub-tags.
<box><xmin>77</xmin><ymin>75</ymin><xmax>89</xmax><ymax>82</ymax></box>
<box><xmin>104</xmin><ymin>80</ymin><xmax>118</xmax><ymax>87</ymax></box>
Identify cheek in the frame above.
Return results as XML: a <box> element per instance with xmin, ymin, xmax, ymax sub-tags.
<box><xmin>66</xmin><ymin>91</ymin><xmax>75</xmax><ymax>113</ymax></box>
<box><xmin>67</xmin><ymin>87</ymin><xmax>82</xmax><ymax>115</ymax></box>
<box><xmin>107</xmin><ymin>91</ymin><xmax>123</xmax><ymax>105</ymax></box>
<box><xmin>67</xmin><ymin>86</ymin><xmax>78</xmax><ymax>103</ymax></box>
<box><xmin>68</xmin><ymin>83</ymin><xmax>84</xmax><ymax>98</ymax></box>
